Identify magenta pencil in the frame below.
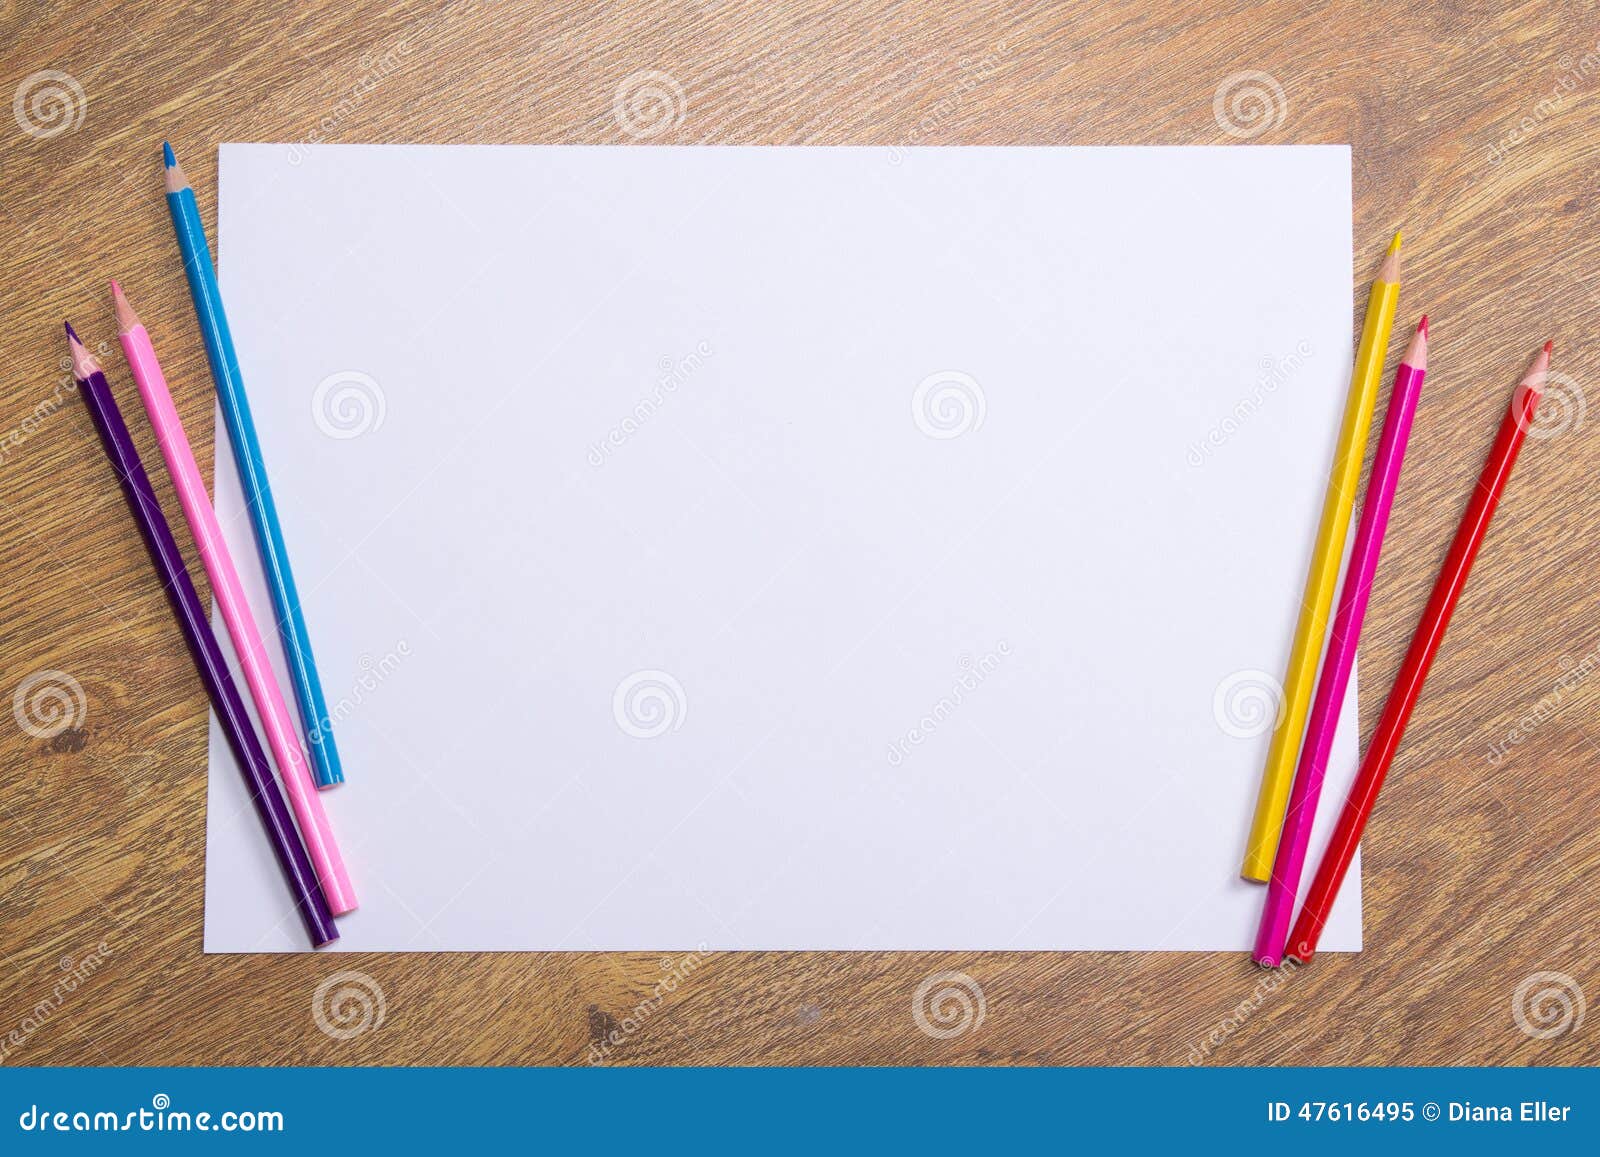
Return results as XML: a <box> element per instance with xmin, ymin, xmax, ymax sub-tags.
<box><xmin>1253</xmin><ymin>316</ymin><xmax>1429</xmax><ymax>966</ymax></box>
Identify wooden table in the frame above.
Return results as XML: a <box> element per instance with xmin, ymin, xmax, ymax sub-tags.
<box><xmin>2</xmin><ymin>0</ymin><xmax>1596</xmax><ymax>1066</ymax></box>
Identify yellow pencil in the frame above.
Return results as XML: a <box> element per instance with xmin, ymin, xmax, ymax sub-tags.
<box><xmin>1241</xmin><ymin>231</ymin><xmax>1402</xmax><ymax>882</ymax></box>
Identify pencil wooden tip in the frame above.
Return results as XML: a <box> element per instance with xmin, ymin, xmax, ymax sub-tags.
<box><xmin>64</xmin><ymin>322</ymin><xmax>99</xmax><ymax>378</ymax></box>
<box><xmin>1375</xmin><ymin>232</ymin><xmax>1403</xmax><ymax>283</ymax></box>
<box><xmin>163</xmin><ymin>151</ymin><xmax>189</xmax><ymax>194</ymax></box>
<box><xmin>111</xmin><ymin>280</ymin><xmax>140</xmax><ymax>333</ymax></box>
<box><xmin>1522</xmin><ymin>342</ymin><xmax>1552</xmax><ymax>393</ymax></box>
<box><xmin>1401</xmin><ymin>314</ymin><xmax>1428</xmax><ymax>371</ymax></box>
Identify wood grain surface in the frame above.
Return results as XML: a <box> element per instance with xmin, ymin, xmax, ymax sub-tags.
<box><xmin>2</xmin><ymin>0</ymin><xmax>1597</xmax><ymax>1066</ymax></box>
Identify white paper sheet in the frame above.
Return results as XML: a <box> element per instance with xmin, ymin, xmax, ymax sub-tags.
<box><xmin>203</xmin><ymin>144</ymin><xmax>1361</xmax><ymax>952</ymax></box>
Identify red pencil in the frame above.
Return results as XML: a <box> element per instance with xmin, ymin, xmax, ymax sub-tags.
<box><xmin>1287</xmin><ymin>341</ymin><xmax>1552</xmax><ymax>963</ymax></box>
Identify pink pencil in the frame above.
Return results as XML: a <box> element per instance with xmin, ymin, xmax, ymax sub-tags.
<box><xmin>1253</xmin><ymin>315</ymin><xmax>1428</xmax><ymax>966</ymax></box>
<box><xmin>113</xmin><ymin>282</ymin><xmax>356</xmax><ymax>916</ymax></box>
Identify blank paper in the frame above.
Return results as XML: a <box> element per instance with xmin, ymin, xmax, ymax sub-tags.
<box><xmin>203</xmin><ymin>144</ymin><xmax>1362</xmax><ymax>952</ymax></box>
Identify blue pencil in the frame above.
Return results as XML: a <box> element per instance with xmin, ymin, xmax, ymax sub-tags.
<box><xmin>163</xmin><ymin>141</ymin><xmax>346</xmax><ymax>788</ymax></box>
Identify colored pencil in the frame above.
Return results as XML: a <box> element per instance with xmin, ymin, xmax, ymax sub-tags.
<box><xmin>163</xmin><ymin>141</ymin><xmax>345</xmax><ymax>789</ymax></box>
<box><xmin>65</xmin><ymin>323</ymin><xmax>337</xmax><ymax>948</ymax></box>
<box><xmin>1253</xmin><ymin>316</ymin><xmax>1428</xmax><ymax>966</ymax></box>
<box><xmin>113</xmin><ymin>282</ymin><xmax>357</xmax><ymax>915</ymax></box>
<box><xmin>1242</xmin><ymin>232</ymin><xmax>1404</xmax><ymax>881</ymax></box>
<box><xmin>1288</xmin><ymin>341</ymin><xmax>1552</xmax><ymax>963</ymax></box>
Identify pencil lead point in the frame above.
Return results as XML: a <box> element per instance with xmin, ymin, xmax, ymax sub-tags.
<box><xmin>1375</xmin><ymin>232</ymin><xmax>1403</xmax><ymax>283</ymax></box>
<box><xmin>110</xmin><ymin>281</ymin><xmax>139</xmax><ymax>332</ymax></box>
<box><xmin>162</xmin><ymin>140</ymin><xmax>176</xmax><ymax>167</ymax></box>
<box><xmin>64</xmin><ymin>322</ymin><xmax>98</xmax><ymax>377</ymax></box>
<box><xmin>1418</xmin><ymin>314</ymin><xmax>1428</xmax><ymax>336</ymax></box>
<box><xmin>1544</xmin><ymin>339</ymin><xmax>1554</xmax><ymax>356</ymax></box>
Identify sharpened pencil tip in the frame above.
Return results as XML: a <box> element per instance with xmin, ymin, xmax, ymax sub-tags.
<box><xmin>1401</xmin><ymin>314</ymin><xmax>1428</xmax><ymax>372</ymax></box>
<box><xmin>110</xmin><ymin>280</ymin><xmax>139</xmax><ymax>333</ymax></box>
<box><xmin>1544</xmin><ymin>340</ymin><xmax>1554</xmax><ymax>355</ymax></box>
<box><xmin>1520</xmin><ymin>342</ymin><xmax>1553</xmax><ymax>396</ymax></box>
<box><xmin>64</xmin><ymin>321</ymin><xmax>100</xmax><ymax>378</ymax></box>
<box><xmin>1375</xmin><ymin>231</ymin><xmax>1403</xmax><ymax>283</ymax></box>
<box><xmin>163</xmin><ymin>146</ymin><xmax>189</xmax><ymax>194</ymax></box>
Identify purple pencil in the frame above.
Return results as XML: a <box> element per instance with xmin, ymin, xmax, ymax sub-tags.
<box><xmin>66</xmin><ymin>323</ymin><xmax>337</xmax><ymax>948</ymax></box>
<box><xmin>1253</xmin><ymin>315</ymin><xmax>1429</xmax><ymax>966</ymax></box>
